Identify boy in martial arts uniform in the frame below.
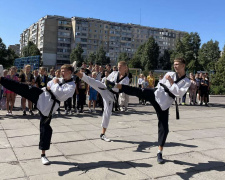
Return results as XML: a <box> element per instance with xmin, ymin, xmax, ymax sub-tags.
<box><xmin>75</xmin><ymin>61</ymin><xmax>129</xmax><ymax>142</ymax></box>
<box><xmin>0</xmin><ymin>64</ymin><xmax>75</xmax><ymax>165</ymax></box>
<box><xmin>105</xmin><ymin>58</ymin><xmax>191</xmax><ymax>164</ymax></box>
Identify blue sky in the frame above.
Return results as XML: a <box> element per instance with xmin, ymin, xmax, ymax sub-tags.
<box><xmin>0</xmin><ymin>0</ymin><xmax>224</xmax><ymax>50</ymax></box>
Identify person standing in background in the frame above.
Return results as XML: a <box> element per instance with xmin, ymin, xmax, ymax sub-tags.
<box><xmin>19</xmin><ymin>65</ymin><xmax>35</xmax><ymax>116</ymax></box>
<box><xmin>4</xmin><ymin>67</ymin><xmax>18</xmax><ymax>115</ymax></box>
<box><xmin>138</xmin><ymin>74</ymin><xmax>144</xmax><ymax>104</ymax></box>
<box><xmin>76</xmin><ymin>68</ymin><xmax>88</xmax><ymax>113</ymax></box>
<box><xmin>189</xmin><ymin>73</ymin><xmax>197</xmax><ymax>105</ymax></box>
<box><xmin>147</xmin><ymin>71</ymin><xmax>155</xmax><ymax>88</ymax></box>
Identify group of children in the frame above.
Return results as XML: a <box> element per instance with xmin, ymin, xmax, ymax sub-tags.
<box><xmin>188</xmin><ymin>72</ymin><xmax>210</xmax><ymax>106</ymax></box>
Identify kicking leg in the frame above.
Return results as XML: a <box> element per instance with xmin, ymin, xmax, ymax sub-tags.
<box><xmin>0</xmin><ymin>77</ymin><xmax>43</xmax><ymax>104</ymax></box>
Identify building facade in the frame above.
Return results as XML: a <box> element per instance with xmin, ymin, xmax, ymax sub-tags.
<box><xmin>20</xmin><ymin>15</ymin><xmax>186</xmax><ymax>68</ymax></box>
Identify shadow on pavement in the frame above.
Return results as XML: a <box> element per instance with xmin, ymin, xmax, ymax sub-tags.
<box><xmin>112</xmin><ymin>140</ymin><xmax>198</xmax><ymax>153</ymax></box>
<box><xmin>166</xmin><ymin>159</ymin><xmax>225</xmax><ymax>179</ymax></box>
<box><xmin>51</xmin><ymin>160</ymin><xmax>152</xmax><ymax>176</ymax></box>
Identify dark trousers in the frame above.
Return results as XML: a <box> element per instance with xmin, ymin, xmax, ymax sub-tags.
<box><xmin>0</xmin><ymin>77</ymin><xmax>42</xmax><ymax>104</ymax></box>
<box><xmin>77</xmin><ymin>92</ymin><xmax>86</xmax><ymax>110</ymax></box>
<box><xmin>64</xmin><ymin>97</ymin><xmax>72</xmax><ymax>111</ymax></box>
<box><xmin>121</xmin><ymin>85</ymin><xmax>169</xmax><ymax>147</ymax></box>
<box><xmin>0</xmin><ymin>77</ymin><xmax>53</xmax><ymax>150</ymax></box>
<box><xmin>72</xmin><ymin>91</ymin><xmax>76</xmax><ymax>109</ymax></box>
<box><xmin>39</xmin><ymin>113</ymin><xmax>52</xmax><ymax>150</ymax></box>
<box><xmin>182</xmin><ymin>93</ymin><xmax>187</xmax><ymax>103</ymax></box>
<box><xmin>113</xmin><ymin>93</ymin><xmax>119</xmax><ymax>111</ymax></box>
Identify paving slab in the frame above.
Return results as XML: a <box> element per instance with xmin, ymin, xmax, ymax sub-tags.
<box><xmin>0</xmin><ymin>162</ymin><xmax>25</xmax><ymax>179</ymax></box>
<box><xmin>8</xmin><ymin>134</ymin><xmax>39</xmax><ymax>148</ymax></box>
<box><xmin>51</xmin><ymin>131</ymin><xmax>86</xmax><ymax>143</ymax></box>
<box><xmin>89</xmin><ymin>138</ymin><xmax>136</xmax><ymax>151</ymax></box>
<box><xmin>5</xmin><ymin>127</ymin><xmax>39</xmax><ymax>138</ymax></box>
<box><xmin>29</xmin><ymin>171</ymin><xmax>91</xmax><ymax>180</ymax></box>
<box><xmin>14</xmin><ymin>145</ymin><xmax>63</xmax><ymax>161</ymax></box>
<box><xmin>54</xmin><ymin>140</ymin><xmax>101</xmax><ymax>156</ymax></box>
<box><xmin>66</xmin><ymin>151</ymin><xmax>120</xmax><ymax>170</ymax></box>
<box><xmin>0</xmin><ymin>148</ymin><xmax>17</xmax><ymax>162</ymax></box>
<box><xmin>84</xmin><ymin>162</ymin><xmax>150</xmax><ymax>180</ymax></box>
<box><xmin>0</xmin><ymin>137</ymin><xmax>11</xmax><ymax>148</ymax></box>
<box><xmin>20</xmin><ymin>156</ymin><xmax>76</xmax><ymax>176</ymax></box>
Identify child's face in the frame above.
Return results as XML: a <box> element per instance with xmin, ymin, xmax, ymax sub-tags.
<box><xmin>40</xmin><ymin>69</ymin><xmax>45</xmax><ymax>75</ymax></box>
<box><xmin>10</xmin><ymin>68</ymin><xmax>16</xmax><ymax>75</ymax></box>
<box><xmin>25</xmin><ymin>67</ymin><xmax>31</xmax><ymax>73</ymax></box>
<box><xmin>4</xmin><ymin>71</ymin><xmax>8</xmax><ymax>76</ymax></box>
<box><xmin>92</xmin><ymin>74</ymin><xmax>97</xmax><ymax>79</ymax></box>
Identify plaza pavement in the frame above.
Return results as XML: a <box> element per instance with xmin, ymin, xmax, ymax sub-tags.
<box><xmin>0</xmin><ymin>95</ymin><xmax>225</xmax><ymax>180</ymax></box>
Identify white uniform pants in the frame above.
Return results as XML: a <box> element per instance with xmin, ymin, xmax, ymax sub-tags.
<box><xmin>82</xmin><ymin>73</ymin><xmax>114</xmax><ymax>128</ymax></box>
<box><xmin>119</xmin><ymin>93</ymin><xmax>129</xmax><ymax>108</ymax></box>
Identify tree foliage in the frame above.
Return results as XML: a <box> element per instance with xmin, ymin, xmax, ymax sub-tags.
<box><xmin>95</xmin><ymin>46</ymin><xmax>110</xmax><ymax>65</ymax></box>
<box><xmin>87</xmin><ymin>52</ymin><xmax>96</xmax><ymax>64</ymax></box>
<box><xmin>118</xmin><ymin>52</ymin><xmax>129</xmax><ymax>62</ymax></box>
<box><xmin>0</xmin><ymin>37</ymin><xmax>18</xmax><ymax>68</ymax></box>
<box><xmin>129</xmin><ymin>44</ymin><xmax>144</xmax><ymax>69</ymax></box>
<box><xmin>141</xmin><ymin>36</ymin><xmax>159</xmax><ymax>71</ymax></box>
<box><xmin>198</xmin><ymin>40</ymin><xmax>220</xmax><ymax>71</ymax></box>
<box><xmin>21</xmin><ymin>41</ymin><xmax>40</xmax><ymax>57</ymax></box>
<box><xmin>159</xmin><ymin>49</ymin><xmax>172</xmax><ymax>70</ymax></box>
<box><xmin>171</xmin><ymin>32</ymin><xmax>201</xmax><ymax>71</ymax></box>
<box><xmin>129</xmin><ymin>37</ymin><xmax>159</xmax><ymax>71</ymax></box>
<box><xmin>70</xmin><ymin>44</ymin><xmax>84</xmax><ymax>67</ymax></box>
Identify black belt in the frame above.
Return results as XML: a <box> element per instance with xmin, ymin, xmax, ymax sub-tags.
<box><xmin>160</xmin><ymin>83</ymin><xmax>180</xmax><ymax>120</ymax></box>
<box><xmin>43</xmin><ymin>89</ymin><xmax>60</xmax><ymax>124</ymax></box>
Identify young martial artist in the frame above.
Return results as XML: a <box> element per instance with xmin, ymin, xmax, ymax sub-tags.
<box><xmin>75</xmin><ymin>61</ymin><xmax>129</xmax><ymax>142</ymax></box>
<box><xmin>105</xmin><ymin>58</ymin><xmax>191</xmax><ymax>164</ymax></box>
<box><xmin>0</xmin><ymin>64</ymin><xmax>75</xmax><ymax>165</ymax></box>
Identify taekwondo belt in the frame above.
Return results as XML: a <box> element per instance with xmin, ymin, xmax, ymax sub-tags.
<box><xmin>44</xmin><ymin>89</ymin><xmax>60</xmax><ymax>124</ymax></box>
<box><xmin>159</xmin><ymin>83</ymin><xmax>180</xmax><ymax>120</ymax></box>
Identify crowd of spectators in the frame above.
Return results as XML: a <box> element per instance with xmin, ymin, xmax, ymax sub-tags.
<box><xmin>0</xmin><ymin>62</ymin><xmax>133</xmax><ymax>116</ymax></box>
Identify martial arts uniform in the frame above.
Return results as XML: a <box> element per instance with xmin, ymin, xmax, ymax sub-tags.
<box><xmin>0</xmin><ymin>77</ymin><xmax>75</xmax><ymax>150</ymax></box>
<box><xmin>81</xmin><ymin>72</ymin><xmax>129</xmax><ymax>128</ymax></box>
<box><xmin>107</xmin><ymin>71</ymin><xmax>129</xmax><ymax>111</ymax></box>
<box><xmin>118</xmin><ymin>72</ymin><xmax>191</xmax><ymax>147</ymax></box>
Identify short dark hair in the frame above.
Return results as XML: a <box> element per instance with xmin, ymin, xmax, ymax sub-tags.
<box><xmin>174</xmin><ymin>58</ymin><xmax>186</xmax><ymax>64</ymax></box>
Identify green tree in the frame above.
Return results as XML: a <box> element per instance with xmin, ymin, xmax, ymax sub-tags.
<box><xmin>87</xmin><ymin>52</ymin><xmax>96</xmax><ymax>64</ymax></box>
<box><xmin>159</xmin><ymin>49</ymin><xmax>172</xmax><ymax>70</ymax></box>
<box><xmin>0</xmin><ymin>37</ymin><xmax>8</xmax><ymax>66</ymax></box>
<box><xmin>21</xmin><ymin>41</ymin><xmax>40</xmax><ymax>57</ymax></box>
<box><xmin>118</xmin><ymin>52</ymin><xmax>129</xmax><ymax>62</ymax></box>
<box><xmin>95</xmin><ymin>46</ymin><xmax>110</xmax><ymax>65</ymax></box>
<box><xmin>211</xmin><ymin>46</ymin><xmax>225</xmax><ymax>94</ymax></box>
<box><xmin>198</xmin><ymin>40</ymin><xmax>220</xmax><ymax>71</ymax></box>
<box><xmin>6</xmin><ymin>48</ymin><xmax>19</xmax><ymax>68</ymax></box>
<box><xmin>171</xmin><ymin>32</ymin><xmax>201</xmax><ymax>71</ymax></box>
<box><xmin>129</xmin><ymin>44</ymin><xmax>145</xmax><ymax>69</ymax></box>
<box><xmin>141</xmin><ymin>36</ymin><xmax>159</xmax><ymax>71</ymax></box>
<box><xmin>0</xmin><ymin>38</ymin><xmax>18</xmax><ymax>68</ymax></box>
<box><xmin>70</xmin><ymin>44</ymin><xmax>84</xmax><ymax>67</ymax></box>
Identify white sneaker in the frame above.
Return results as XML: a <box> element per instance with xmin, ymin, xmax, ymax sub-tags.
<box><xmin>100</xmin><ymin>134</ymin><xmax>111</xmax><ymax>142</ymax></box>
<box><xmin>41</xmin><ymin>156</ymin><xmax>50</xmax><ymax>165</ymax></box>
<box><xmin>88</xmin><ymin>109</ymin><xmax>92</xmax><ymax>113</ymax></box>
<box><xmin>120</xmin><ymin>107</ymin><xmax>124</xmax><ymax>112</ymax></box>
<box><xmin>6</xmin><ymin>112</ymin><xmax>11</xmax><ymax>116</ymax></box>
<box><xmin>92</xmin><ymin>109</ymin><xmax>96</xmax><ymax>113</ymax></box>
<box><xmin>0</xmin><ymin>65</ymin><xmax>3</xmax><ymax>77</ymax></box>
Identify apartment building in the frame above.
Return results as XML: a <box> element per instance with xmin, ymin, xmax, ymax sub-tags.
<box><xmin>20</xmin><ymin>15</ymin><xmax>186</xmax><ymax>67</ymax></box>
<box><xmin>8</xmin><ymin>44</ymin><xmax>20</xmax><ymax>56</ymax></box>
